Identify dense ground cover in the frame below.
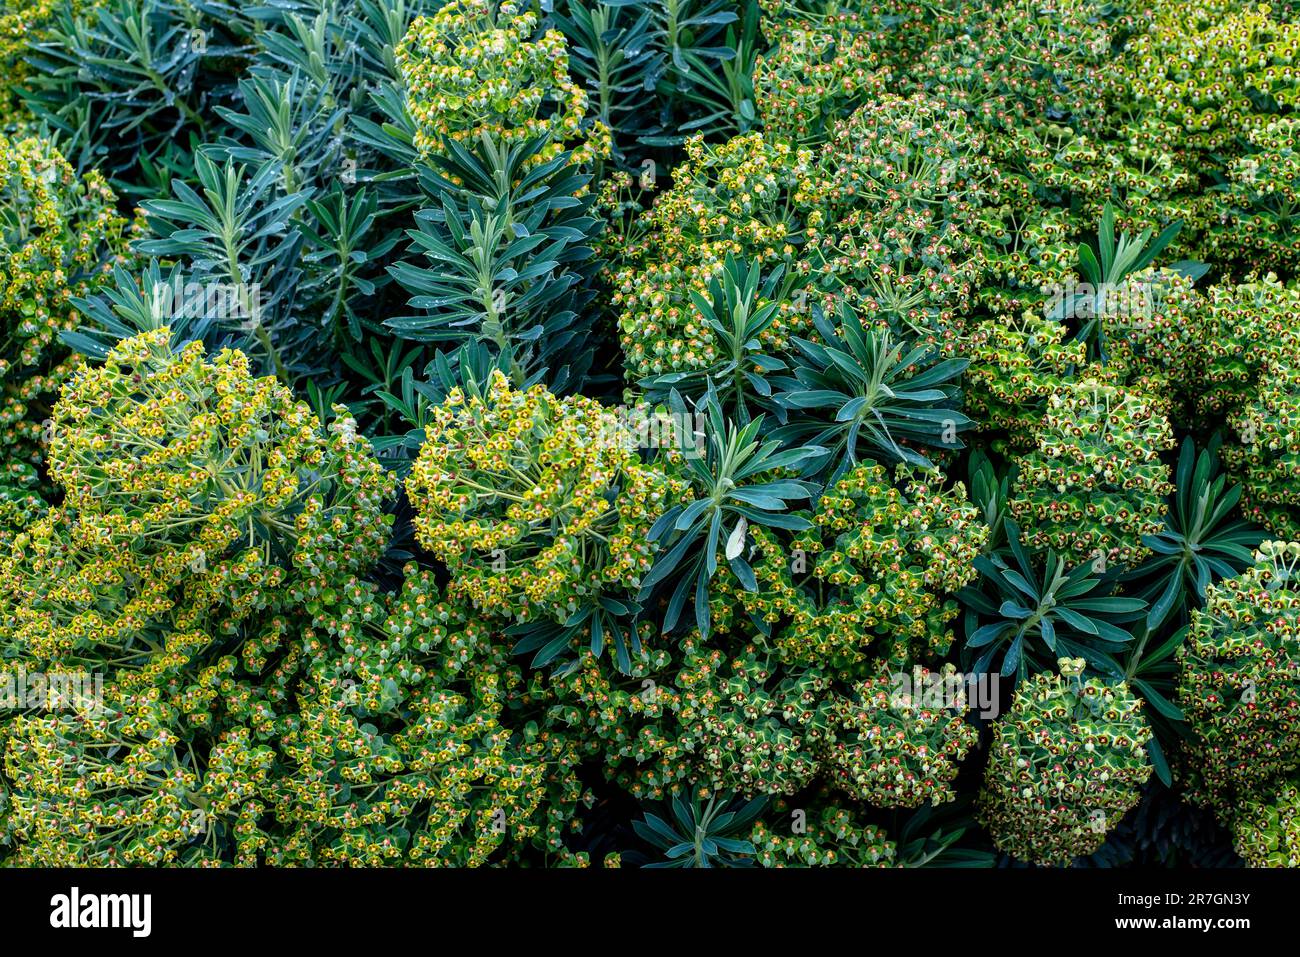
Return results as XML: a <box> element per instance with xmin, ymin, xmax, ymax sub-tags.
<box><xmin>0</xmin><ymin>0</ymin><xmax>1298</xmax><ymax>868</ymax></box>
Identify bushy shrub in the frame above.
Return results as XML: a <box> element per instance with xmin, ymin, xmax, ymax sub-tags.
<box><xmin>537</xmin><ymin>642</ymin><xmax>692</xmax><ymax>802</ymax></box>
<box><xmin>1098</xmin><ymin>268</ymin><xmax>1204</xmax><ymax>406</ymax></box>
<box><xmin>398</xmin><ymin>0</ymin><xmax>610</xmax><ymax>166</ymax></box>
<box><xmin>979</xmin><ymin>658</ymin><xmax>1152</xmax><ymax>865</ymax></box>
<box><xmin>1009</xmin><ymin>379</ymin><xmax>1175</xmax><ymax>566</ymax></box>
<box><xmin>1208</xmin><ymin>284</ymin><xmax>1300</xmax><ymax>535</ymax></box>
<box><xmin>0</xmin><ymin>0</ymin><xmax>68</xmax><ymax>112</ymax></box>
<box><xmin>1116</xmin><ymin>0</ymin><xmax>1300</xmax><ymax>272</ymax></box>
<box><xmin>613</xmin><ymin>133</ymin><xmax>816</xmax><ymax>378</ymax></box>
<box><xmin>907</xmin><ymin>0</ymin><xmax>1113</xmax><ymax>137</ymax></box>
<box><xmin>1195</xmin><ymin>275</ymin><xmax>1300</xmax><ymax>425</ymax></box>
<box><xmin>1218</xmin><ymin>118</ymin><xmax>1300</xmax><ymax>271</ymax></box>
<box><xmin>1178</xmin><ymin>542</ymin><xmax>1300</xmax><ymax>816</ymax></box>
<box><xmin>1122</xmin><ymin>3</ymin><xmax>1299</xmax><ymax>154</ymax></box>
<box><xmin>0</xmin><ymin>330</ymin><xmax>394</xmax><ymax>865</ymax></box>
<box><xmin>0</xmin><ymin>133</ymin><xmax>126</xmax><ymax>502</ymax></box>
<box><xmin>695</xmin><ymin>646</ymin><xmax>830</xmax><ymax>797</ymax></box>
<box><xmin>0</xmin><ymin>0</ymin><xmax>1297</xmax><ymax>873</ymax></box>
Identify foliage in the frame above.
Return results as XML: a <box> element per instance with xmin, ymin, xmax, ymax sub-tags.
<box><xmin>639</xmin><ymin>393</ymin><xmax>822</xmax><ymax>638</ymax></box>
<box><xmin>633</xmin><ymin>792</ymin><xmax>766</xmax><ymax>868</ymax></box>
<box><xmin>386</xmin><ymin>134</ymin><xmax>604</xmax><ymax>392</ymax></box>
<box><xmin>960</xmin><ymin>520</ymin><xmax>1147</xmax><ymax>680</ymax></box>
<box><xmin>636</xmin><ymin>255</ymin><xmax>794</xmax><ymax>424</ymax></box>
<box><xmin>0</xmin><ymin>0</ymin><xmax>1295</xmax><ymax>871</ymax></box>
<box><xmin>1124</xmin><ymin>437</ymin><xmax>1263</xmax><ymax>630</ymax></box>
<box><xmin>770</xmin><ymin>302</ymin><xmax>971</xmax><ymax>481</ymax></box>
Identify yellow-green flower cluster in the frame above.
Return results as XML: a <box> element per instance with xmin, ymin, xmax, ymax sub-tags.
<box><xmin>968</xmin><ymin>197</ymin><xmax>1077</xmax><ymax>322</ymax></box>
<box><xmin>1206</xmin><ymin>277</ymin><xmax>1300</xmax><ymax>537</ymax></box>
<box><xmin>0</xmin><ymin>133</ymin><xmax>123</xmax><ymax>372</ymax></box>
<box><xmin>0</xmin><ymin>462</ymin><xmax>44</xmax><ymax>535</ymax></box>
<box><xmin>979</xmin><ymin>658</ymin><xmax>1152</xmax><ymax>866</ymax></box>
<box><xmin>273</xmin><ymin>567</ymin><xmax>590</xmax><ymax>866</ymax></box>
<box><xmin>545</xmin><ymin>631</ymin><xmax>971</xmax><ymax>807</ymax></box>
<box><xmin>613</xmin><ymin>133</ymin><xmax>816</xmax><ymax>377</ymax></box>
<box><xmin>1233</xmin><ymin>783</ymin><xmax>1300</xmax><ymax>867</ymax></box>
<box><xmin>3</xmin><ymin>706</ymin><xmax>278</xmax><ymax>865</ymax></box>
<box><xmin>541</xmin><ymin>628</ymin><xmax>974</xmax><ymax>809</ymax></box>
<box><xmin>397</xmin><ymin>0</ymin><xmax>609</xmax><ymax>167</ymax></box>
<box><xmin>0</xmin><ymin>329</ymin><xmax>392</xmax><ymax>669</ymax></box>
<box><xmin>1225</xmin><ymin>362</ymin><xmax>1300</xmax><ymax>537</ymax></box>
<box><xmin>407</xmin><ymin>370</ymin><xmax>682</xmax><ymax>626</ymax></box>
<box><xmin>758</xmin><ymin>464</ymin><xmax>986</xmax><ymax>670</ymax></box>
<box><xmin>754</xmin><ymin>20</ymin><xmax>891</xmax><ymax>145</ymax></box>
<box><xmin>1194</xmin><ymin>275</ymin><xmax>1300</xmax><ymax>426</ymax></box>
<box><xmin>695</xmin><ymin>648</ymin><xmax>830</xmax><ymax>797</ymax></box>
<box><xmin>906</xmin><ymin>0</ymin><xmax>1112</xmax><ymax>136</ymax></box>
<box><xmin>803</xmin><ymin>93</ymin><xmax>989</xmax><ymax>347</ymax></box>
<box><xmin>537</xmin><ymin>640</ymin><xmax>694</xmax><ymax>801</ymax></box>
<box><xmin>750</xmin><ymin>796</ymin><xmax>896</xmax><ymax>867</ymax></box>
<box><xmin>0</xmin><ymin>0</ymin><xmax>84</xmax><ymax>114</ymax></box>
<box><xmin>1212</xmin><ymin>118</ymin><xmax>1300</xmax><ymax>272</ymax></box>
<box><xmin>1177</xmin><ymin>542</ymin><xmax>1300</xmax><ymax>817</ymax></box>
<box><xmin>1114</xmin><ymin>1</ymin><xmax>1300</xmax><ymax>273</ymax></box>
<box><xmin>0</xmin><ymin>331</ymin><xmax>395</xmax><ymax>865</ymax></box>
<box><xmin>1122</xmin><ymin>2</ymin><xmax>1300</xmax><ymax>156</ymax></box>
<box><xmin>903</xmin><ymin>2</ymin><xmax>1175</xmax><ymax>309</ymax></box>
<box><xmin>1009</xmin><ymin>379</ymin><xmax>1175</xmax><ymax>566</ymax></box>
<box><xmin>962</xmin><ymin>313</ymin><xmax>1088</xmax><ymax>451</ymax></box>
<box><xmin>757</xmin><ymin>1</ymin><xmax>940</xmax><ymax>66</ymax></box>
<box><xmin>0</xmin><ymin>132</ymin><xmax>126</xmax><ymax>500</ymax></box>
<box><xmin>822</xmin><ymin>663</ymin><xmax>977</xmax><ymax>808</ymax></box>
<box><xmin>1055</xmin><ymin>114</ymin><xmax>1209</xmax><ymax>262</ymax></box>
<box><xmin>540</xmin><ymin>636</ymin><xmax>830</xmax><ymax>802</ymax></box>
<box><xmin>1100</xmin><ymin>268</ymin><xmax>1205</xmax><ymax>406</ymax></box>
<box><xmin>46</xmin><ymin>329</ymin><xmax>394</xmax><ymax>616</ymax></box>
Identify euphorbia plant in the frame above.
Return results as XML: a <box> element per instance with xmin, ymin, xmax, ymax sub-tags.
<box><xmin>639</xmin><ymin>388</ymin><xmax>825</xmax><ymax>637</ymax></box>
